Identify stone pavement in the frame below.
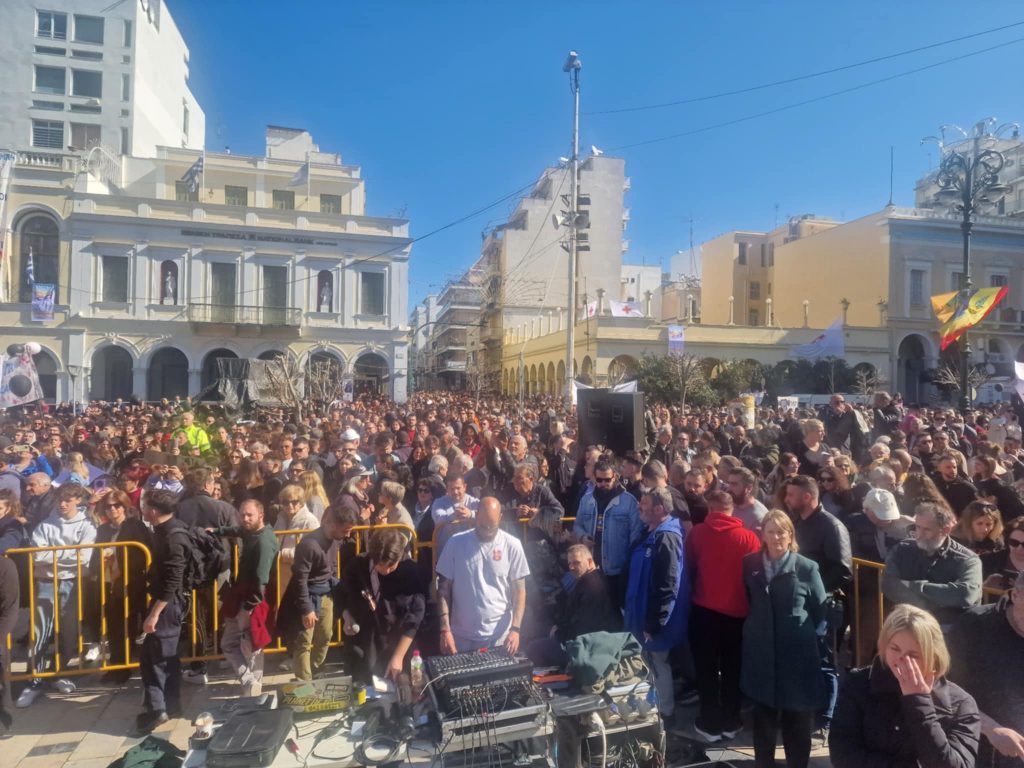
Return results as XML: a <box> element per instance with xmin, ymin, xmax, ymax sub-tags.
<box><xmin>4</xmin><ymin>658</ymin><xmax>834</xmax><ymax>767</ymax></box>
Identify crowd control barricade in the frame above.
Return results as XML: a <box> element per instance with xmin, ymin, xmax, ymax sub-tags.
<box><xmin>4</xmin><ymin>541</ymin><xmax>151</xmax><ymax>682</ymax></box>
<box><xmin>850</xmin><ymin>556</ymin><xmax>1008</xmax><ymax>667</ymax></box>
<box><xmin>180</xmin><ymin>522</ymin><xmax>417</xmax><ymax>662</ymax></box>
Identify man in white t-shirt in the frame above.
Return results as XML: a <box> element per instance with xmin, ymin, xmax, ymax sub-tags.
<box><xmin>436</xmin><ymin>497</ymin><xmax>529</xmax><ymax>654</ymax></box>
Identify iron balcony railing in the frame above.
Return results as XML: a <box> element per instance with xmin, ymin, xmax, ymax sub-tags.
<box><xmin>187</xmin><ymin>303</ymin><xmax>302</xmax><ymax>326</ymax></box>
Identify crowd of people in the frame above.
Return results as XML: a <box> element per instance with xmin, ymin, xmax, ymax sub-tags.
<box><xmin>0</xmin><ymin>390</ymin><xmax>1021</xmax><ymax>767</ymax></box>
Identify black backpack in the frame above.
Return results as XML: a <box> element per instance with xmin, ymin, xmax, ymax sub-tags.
<box><xmin>172</xmin><ymin>526</ymin><xmax>230</xmax><ymax>592</ymax></box>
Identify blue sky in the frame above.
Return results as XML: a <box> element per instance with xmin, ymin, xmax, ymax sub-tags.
<box><xmin>169</xmin><ymin>1</ymin><xmax>1023</xmax><ymax>306</ymax></box>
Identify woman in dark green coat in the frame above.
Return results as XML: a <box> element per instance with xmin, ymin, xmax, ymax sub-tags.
<box><xmin>741</xmin><ymin>509</ymin><xmax>827</xmax><ymax>768</ymax></box>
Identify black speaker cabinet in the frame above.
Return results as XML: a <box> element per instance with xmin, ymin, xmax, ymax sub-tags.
<box><xmin>577</xmin><ymin>389</ymin><xmax>645</xmax><ymax>455</ymax></box>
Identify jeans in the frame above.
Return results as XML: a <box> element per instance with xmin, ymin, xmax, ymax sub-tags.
<box><xmin>689</xmin><ymin>604</ymin><xmax>744</xmax><ymax>733</ymax></box>
<box><xmin>752</xmin><ymin>703</ymin><xmax>813</xmax><ymax>768</ymax></box>
<box><xmin>646</xmin><ymin>649</ymin><xmax>674</xmax><ymax>718</ymax></box>
<box><xmin>290</xmin><ymin>595</ymin><xmax>334</xmax><ymax>681</ymax></box>
<box><xmin>819</xmin><ymin>596</ymin><xmax>845</xmax><ymax>727</ymax></box>
<box><xmin>140</xmin><ymin>599</ymin><xmax>184</xmax><ymax>714</ymax></box>
<box><xmin>31</xmin><ymin>579</ymin><xmax>78</xmax><ymax>675</ymax></box>
<box><xmin>222</xmin><ymin>609</ymin><xmax>264</xmax><ymax>694</ymax></box>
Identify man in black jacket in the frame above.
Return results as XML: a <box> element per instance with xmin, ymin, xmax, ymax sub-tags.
<box><xmin>137</xmin><ymin>489</ymin><xmax>189</xmax><ymax>735</ymax></box>
<box><xmin>278</xmin><ymin>506</ymin><xmax>350</xmax><ymax>681</ymax></box>
<box><xmin>948</xmin><ymin>573</ymin><xmax>1024</xmax><ymax>767</ymax></box>
<box><xmin>21</xmin><ymin>473</ymin><xmax>58</xmax><ymax>533</ymax></box>
<box><xmin>176</xmin><ymin>467</ymin><xmax>238</xmax><ymax>684</ymax></box>
<box><xmin>931</xmin><ymin>454</ymin><xmax>977</xmax><ymax>516</ymax></box>
<box><xmin>785</xmin><ymin>475</ymin><xmax>852</xmax><ymax>737</ymax></box>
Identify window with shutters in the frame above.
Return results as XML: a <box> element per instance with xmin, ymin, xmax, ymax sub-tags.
<box><xmin>32</xmin><ymin>120</ymin><xmax>64</xmax><ymax>148</ymax></box>
<box><xmin>359</xmin><ymin>272</ymin><xmax>385</xmax><ymax>316</ymax></box>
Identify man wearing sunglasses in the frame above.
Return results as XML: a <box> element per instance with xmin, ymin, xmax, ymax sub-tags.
<box><xmin>572</xmin><ymin>459</ymin><xmax>645</xmax><ymax>609</ymax></box>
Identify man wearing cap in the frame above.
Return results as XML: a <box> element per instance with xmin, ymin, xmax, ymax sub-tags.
<box><xmin>857</xmin><ymin>488</ymin><xmax>914</xmax><ymax>561</ymax></box>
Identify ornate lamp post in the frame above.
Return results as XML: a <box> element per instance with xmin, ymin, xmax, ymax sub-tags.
<box><xmin>925</xmin><ymin>119</ymin><xmax>1014</xmax><ymax>412</ymax></box>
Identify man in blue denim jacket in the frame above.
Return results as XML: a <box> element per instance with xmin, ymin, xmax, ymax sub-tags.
<box><xmin>572</xmin><ymin>459</ymin><xmax>646</xmax><ymax>609</ymax></box>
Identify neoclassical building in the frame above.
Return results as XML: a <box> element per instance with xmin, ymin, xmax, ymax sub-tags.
<box><xmin>1</xmin><ymin>127</ymin><xmax>412</xmax><ymax>404</ymax></box>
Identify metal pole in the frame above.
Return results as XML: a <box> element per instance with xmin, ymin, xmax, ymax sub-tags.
<box><xmin>565</xmin><ymin>56</ymin><xmax>580</xmax><ymax>401</ymax></box>
<box><xmin>960</xmin><ymin>176</ymin><xmax>973</xmax><ymax>413</ymax></box>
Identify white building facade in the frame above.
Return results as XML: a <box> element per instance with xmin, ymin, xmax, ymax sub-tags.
<box><xmin>0</xmin><ymin>0</ymin><xmax>205</xmax><ymax>159</ymax></box>
<box><xmin>2</xmin><ymin>128</ymin><xmax>411</xmax><ymax>404</ymax></box>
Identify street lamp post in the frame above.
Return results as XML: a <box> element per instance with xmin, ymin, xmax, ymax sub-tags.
<box><xmin>927</xmin><ymin>119</ymin><xmax>1014</xmax><ymax>412</ymax></box>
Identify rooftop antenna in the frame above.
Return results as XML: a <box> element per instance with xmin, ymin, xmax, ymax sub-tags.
<box><xmin>688</xmin><ymin>216</ymin><xmax>698</xmax><ymax>277</ymax></box>
<box><xmin>773</xmin><ymin>202</ymin><xmax>780</xmax><ymax>228</ymax></box>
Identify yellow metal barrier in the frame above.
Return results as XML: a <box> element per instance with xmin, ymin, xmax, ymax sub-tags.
<box><xmin>850</xmin><ymin>556</ymin><xmax>1008</xmax><ymax>667</ymax></box>
<box><xmin>4</xmin><ymin>541</ymin><xmax>152</xmax><ymax>682</ymax></box>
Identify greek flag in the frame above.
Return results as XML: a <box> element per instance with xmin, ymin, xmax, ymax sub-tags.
<box><xmin>25</xmin><ymin>247</ymin><xmax>34</xmax><ymax>286</ymax></box>
<box><xmin>180</xmin><ymin>154</ymin><xmax>204</xmax><ymax>193</ymax></box>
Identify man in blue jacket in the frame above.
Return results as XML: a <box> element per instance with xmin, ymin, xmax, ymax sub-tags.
<box><xmin>573</xmin><ymin>460</ymin><xmax>646</xmax><ymax>608</ymax></box>
<box><xmin>625</xmin><ymin>486</ymin><xmax>689</xmax><ymax>731</ymax></box>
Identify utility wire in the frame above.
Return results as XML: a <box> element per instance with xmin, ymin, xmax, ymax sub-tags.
<box><xmin>589</xmin><ymin>19</ymin><xmax>1024</xmax><ymax>115</ymax></box>
<box><xmin>609</xmin><ymin>35</ymin><xmax>1024</xmax><ymax>152</ymax></box>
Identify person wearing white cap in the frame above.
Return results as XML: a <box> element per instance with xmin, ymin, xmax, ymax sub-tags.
<box><xmin>860</xmin><ymin>488</ymin><xmax>913</xmax><ymax>562</ymax></box>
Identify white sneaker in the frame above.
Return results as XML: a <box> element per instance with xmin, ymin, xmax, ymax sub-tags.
<box><xmin>84</xmin><ymin>644</ymin><xmax>101</xmax><ymax>663</ymax></box>
<box><xmin>54</xmin><ymin>678</ymin><xmax>76</xmax><ymax>695</ymax></box>
<box><xmin>16</xmin><ymin>685</ymin><xmax>42</xmax><ymax>708</ymax></box>
<box><xmin>182</xmin><ymin>670</ymin><xmax>208</xmax><ymax>685</ymax></box>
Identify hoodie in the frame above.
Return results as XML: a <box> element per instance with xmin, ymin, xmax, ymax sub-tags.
<box><xmin>30</xmin><ymin>509</ymin><xmax>98</xmax><ymax>580</ymax></box>
<box><xmin>684</xmin><ymin>511</ymin><xmax>761</xmax><ymax>617</ymax></box>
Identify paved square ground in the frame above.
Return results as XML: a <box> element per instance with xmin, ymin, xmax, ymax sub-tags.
<box><xmin>4</xmin><ymin>658</ymin><xmax>834</xmax><ymax>767</ymax></box>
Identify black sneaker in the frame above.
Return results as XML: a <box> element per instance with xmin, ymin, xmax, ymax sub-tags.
<box><xmin>675</xmin><ymin>684</ymin><xmax>700</xmax><ymax>706</ymax></box>
<box><xmin>133</xmin><ymin>710</ymin><xmax>169</xmax><ymax>736</ymax></box>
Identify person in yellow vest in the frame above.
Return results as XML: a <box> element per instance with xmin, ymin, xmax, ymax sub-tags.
<box><xmin>177</xmin><ymin>411</ymin><xmax>211</xmax><ymax>455</ymax></box>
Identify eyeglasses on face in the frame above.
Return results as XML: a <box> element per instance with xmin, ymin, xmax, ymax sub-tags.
<box><xmin>595</xmin><ymin>476</ymin><xmax>615</xmax><ymax>484</ymax></box>
<box><xmin>1008</xmin><ymin>537</ymin><xmax>1024</xmax><ymax>549</ymax></box>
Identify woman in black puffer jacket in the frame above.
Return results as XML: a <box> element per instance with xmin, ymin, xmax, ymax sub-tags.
<box><xmin>829</xmin><ymin>603</ymin><xmax>980</xmax><ymax>768</ymax></box>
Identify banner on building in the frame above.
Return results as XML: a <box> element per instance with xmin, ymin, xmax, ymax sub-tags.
<box><xmin>668</xmin><ymin>325</ymin><xmax>685</xmax><ymax>356</ymax></box>
<box><xmin>30</xmin><ymin>283</ymin><xmax>55</xmax><ymax>322</ymax></box>
<box><xmin>609</xmin><ymin>300</ymin><xmax>642</xmax><ymax>317</ymax></box>
<box><xmin>0</xmin><ymin>150</ymin><xmax>16</xmax><ymax>303</ymax></box>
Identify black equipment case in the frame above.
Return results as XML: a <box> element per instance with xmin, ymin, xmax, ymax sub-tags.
<box><xmin>206</xmin><ymin>707</ymin><xmax>294</xmax><ymax>768</ymax></box>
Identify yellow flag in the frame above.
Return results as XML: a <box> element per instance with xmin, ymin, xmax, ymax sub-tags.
<box><xmin>939</xmin><ymin>286</ymin><xmax>1008</xmax><ymax>351</ymax></box>
<box><xmin>930</xmin><ymin>291</ymin><xmax>959</xmax><ymax>324</ymax></box>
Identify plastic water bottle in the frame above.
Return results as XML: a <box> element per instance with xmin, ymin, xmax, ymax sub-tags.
<box><xmin>410</xmin><ymin>650</ymin><xmax>425</xmax><ymax>696</ymax></box>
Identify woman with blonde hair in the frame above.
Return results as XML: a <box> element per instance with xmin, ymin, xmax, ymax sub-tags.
<box><xmin>61</xmin><ymin>451</ymin><xmax>91</xmax><ymax>486</ymax></box>
<box><xmin>274</xmin><ymin>484</ymin><xmax>319</xmax><ymax>595</ymax></box>
<box><xmin>742</xmin><ymin>510</ymin><xmax>827</xmax><ymax>768</ymax></box>
<box><xmin>953</xmin><ymin>501</ymin><xmax>1004</xmax><ymax>556</ymax></box>
<box><xmin>795</xmin><ymin>419</ymin><xmax>830</xmax><ymax>477</ymax></box>
<box><xmin>829</xmin><ymin>604</ymin><xmax>980</xmax><ymax>768</ymax></box>
<box><xmin>298</xmin><ymin>470</ymin><xmax>329</xmax><ymax>522</ymax></box>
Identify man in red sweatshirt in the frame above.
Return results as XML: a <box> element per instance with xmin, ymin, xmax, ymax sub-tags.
<box><xmin>684</xmin><ymin>490</ymin><xmax>761</xmax><ymax>743</ymax></box>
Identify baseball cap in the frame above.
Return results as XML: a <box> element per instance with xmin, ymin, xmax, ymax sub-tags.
<box><xmin>863</xmin><ymin>488</ymin><xmax>900</xmax><ymax>522</ymax></box>
<box><xmin>341</xmin><ymin>428</ymin><xmax>361</xmax><ymax>442</ymax></box>
<box><xmin>344</xmin><ymin>465</ymin><xmax>372</xmax><ymax>481</ymax></box>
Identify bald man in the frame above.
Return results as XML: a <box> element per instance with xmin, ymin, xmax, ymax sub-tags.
<box><xmin>436</xmin><ymin>497</ymin><xmax>530</xmax><ymax>654</ymax></box>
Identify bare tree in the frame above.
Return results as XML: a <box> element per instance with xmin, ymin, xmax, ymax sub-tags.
<box><xmin>933</xmin><ymin>362</ymin><xmax>990</xmax><ymax>394</ymax></box>
<box><xmin>257</xmin><ymin>357</ymin><xmax>306</xmax><ymax>421</ymax></box>
<box><xmin>670</xmin><ymin>353</ymin><xmax>708</xmax><ymax>410</ymax></box>
<box><xmin>305</xmin><ymin>359</ymin><xmax>346</xmax><ymax>412</ymax></box>
<box><xmin>851</xmin><ymin>367</ymin><xmax>883</xmax><ymax>397</ymax></box>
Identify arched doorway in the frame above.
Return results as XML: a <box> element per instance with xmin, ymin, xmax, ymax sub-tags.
<box><xmin>91</xmin><ymin>346</ymin><xmax>133</xmax><ymax>401</ymax></box>
<box><xmin>201</xmin><ymin>348</ymin><xmax>239</xmax><ymax>399</ymax></box>
<box><xmin>897</xmin><ymin>335</ymin><xmax>928</xmax><ymax>404</ymax></box>
<box><xmin>557</xmin><ymin>360</ymin><xmax>566</xmax><ymax>393</ymax></box>
<box><xmin>354</xmin><ymin>352</ymin><xmax>389</xmax><ymax>396</ymax></box>
<box><xmin>32</xmin><ymin>350</ymin><xmax>58</xmax><ymax>402</ymax></box>
<box><xmin>580</xmin><ymin>356</ymin><xmax>594</xmax><ymax>386</ymax></box>
<box><xmin>547</xmin><ymin>362</ymin><xmax>556</xmax><ymax>395</ymax></box>
<box><xmin>607</xmin><ymin>355</ymin><xmax>638</xmax><ymax>386</ymax></box>
<box><xmin>148</xmin><ymin>347</ymin><xmax>189</xmax><ymax>401</ymax></box>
